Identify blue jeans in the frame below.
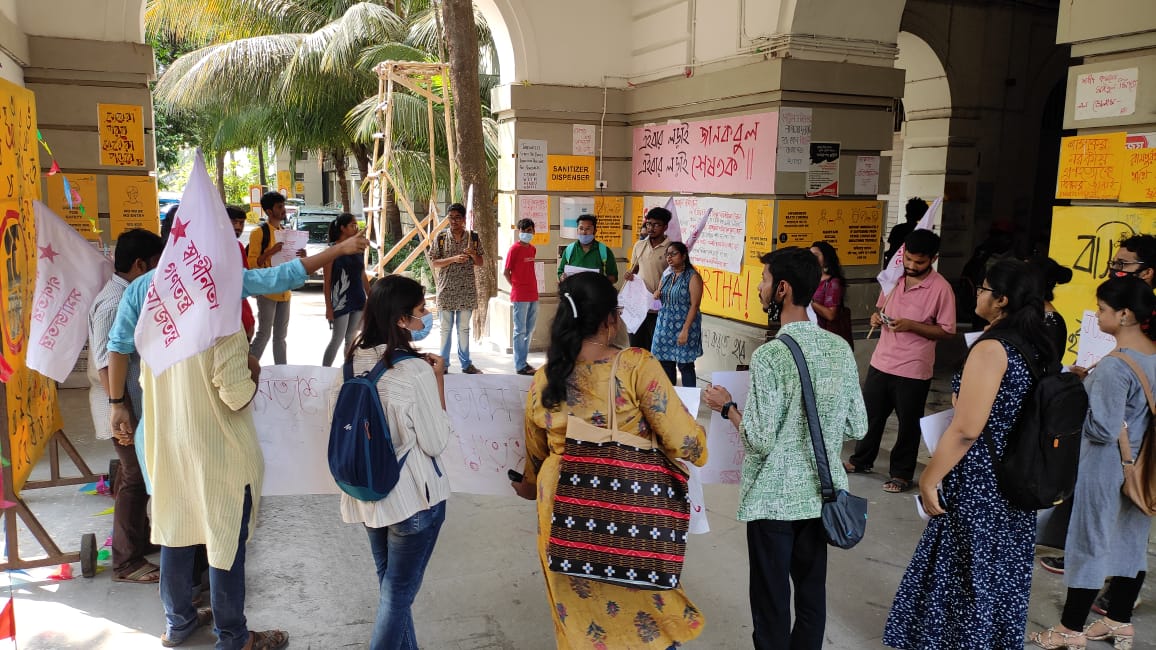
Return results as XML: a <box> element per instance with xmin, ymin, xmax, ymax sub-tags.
<box><xmin>160</xmin><ymin>486</ymin><xmax>252</xmax><ymax>650</ymax></box>
<box><xmin>439</xmin><ymin>309</ymin><xmax>473</xmax><ymax>370</ymax></box>
<box><xmin>511</xmin><ymin>301</ymin><xmax>538</xmax><ymax>370</ymax></box>
<box><xmin>366</xmin><ymin>501</ymin><xmax>447</xmax><ymax>650</ymax></box>
<box><xmin>660</xmin><ymin>360</ymin><xmax>698</xmax><ymax>387</ymax></box>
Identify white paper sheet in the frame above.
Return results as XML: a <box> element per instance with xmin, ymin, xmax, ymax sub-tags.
<box><xmin>702</xmin><ymin>371</ymin><xmax>750</xmax><ymax>484</ymax></box>
<box><xmin>919</xmin><ymin>408</ymin><xmax>954</xmax><ymax>456</ymax></box>
<box><xmin>439</xmin><ymin>374</ymin><xmax>535</xmax><ymax>496</ymax></box>
<box><xmin>673</xmin><ymin>386</ymin><xmax>709</xmax><ymax>534</ymax></box>
<box><xmin>271</xmin><ymin>229</ymin><xmax>309</xmax><ymax>266</ymax></box>
<box><xmin>253</xmin><ymin>364</ymin><xmax>342</xmax><ymax>496</ymax></box>
<box><xmin>618</xmin><ymin>277</ymin><xmax>653</xmax><ymax>334</ymax></box>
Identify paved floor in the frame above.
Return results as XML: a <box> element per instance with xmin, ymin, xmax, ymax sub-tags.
<box><xmin>7</xmin><ymin>286</ymin><xmax>1154</xmax><ymax>648</ymax></box>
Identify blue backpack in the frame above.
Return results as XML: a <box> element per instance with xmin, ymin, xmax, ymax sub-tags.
<box><xmin>328</xmin><ymin>353</ymin><xmax>415</xmax><ymax>501</ymax></box>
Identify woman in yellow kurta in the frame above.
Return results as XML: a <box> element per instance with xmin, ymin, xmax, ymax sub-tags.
<box><xmin>514</xmin><ymin>272</ymin><xmax>709</xmax><ymax>649</ymax></box>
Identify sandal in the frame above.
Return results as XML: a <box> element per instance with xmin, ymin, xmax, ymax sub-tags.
<box><xmin>244</xmin><ymin>629</ymin><xmax>289</xmax><ymax>650</ymax></box>
<box><xmin>1030</xmin><ymin>626</ymin><xmax>1086</xmax><ymax>649</ymax></box>
<box><xmin>160</xmin><ymin>607</ymin><xmax>213</xmax><ymax>647</ymax></box>
<box><xmin>842</xmin><ymin>460</ymin><xmax>871</xmax><ymax>474</ymax></box>
<box><xmin>1085</xmin><ymin>617</ymin><xmax>1134</xmax><ymax>649</ymax></box>
<box><xmin>882</xmin><ymin>478</ymin><xmax>912</xmax><ymax>493</ymax></box>
<box><xmin>112</xmin><ymin>561</ymin><xmax>160</xmax><ymax>584</ymax></box>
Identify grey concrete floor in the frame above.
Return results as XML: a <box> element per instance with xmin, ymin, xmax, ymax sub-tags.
<box><xmin>7</xmin><ymin>287</ymin><xmax>1154</xmax><ymax>648</ymax></box>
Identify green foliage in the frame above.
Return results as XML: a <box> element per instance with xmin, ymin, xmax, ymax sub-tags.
<box><xmin>377</xmin><ymin>232</ymin><xmax>432</xmax><ymax>289</ymax></box>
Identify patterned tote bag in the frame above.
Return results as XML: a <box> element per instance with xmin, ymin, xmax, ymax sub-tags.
<box><xmin>546</xmin><ymin>351</ymin><xmax>691</xmax><ymax>590</ymax></box>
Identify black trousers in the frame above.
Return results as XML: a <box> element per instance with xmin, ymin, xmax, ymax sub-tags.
<box><xmin>849</xmin><ymin>366</ymin><xmax>931</xmax><ymax>481</ymax></box>
<box><xmin>1062</xmin><ymin>571</ymin><xmax>1146</xmax><ymax>629</ymax></box>
<box><xmin>628</xmin><ymin>312</ymin><xmax>658</xmax><ymax>351</ymax></box>
<box><xmin>748</xmin><ymin>518</ymin><xmax>827</xmax><ymax>650</ymax></box>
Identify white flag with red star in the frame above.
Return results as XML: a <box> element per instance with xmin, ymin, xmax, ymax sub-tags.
<box><xmin>136</xmin><ymin>151</ymin><xmax>242</xmax><ymax>376</ymax></box>
<box><xmin>25</xmin><ymin>201</ymin><xmax>113</xmax><ymax>382</ymax></box>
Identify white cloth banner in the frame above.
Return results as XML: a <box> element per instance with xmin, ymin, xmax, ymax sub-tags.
<box><xmin>618</xmin><ymin>277</ymin><xmax>654</xmax><ymax>334</ymax></box>
<box><xmin>877</xmin><ymin>196</ymin><xmax>941</xmax><ymax>296</ymax></box>
<box><xmin>25</xmin><ymin>201</ymin><xmax>113</xmax><ymax>382</ymax></box>
<box><xmin>440</xmin><ymin>373</ymin><xmax>535</xmax><ymax>496</ymax></box>
<box><xmin>702</xmin><ymin>371</ymin><xmax>750</xmax><ymax>484</ymax></box>
<box><xmin>136</xmin><ymin>151</ymin><xmax>242</xmax><ymax>376</ymax></box>
<box><xmin>253</xmin><ymin>365</ymin><xmax>341</xmax><ymax>496</ymax></box>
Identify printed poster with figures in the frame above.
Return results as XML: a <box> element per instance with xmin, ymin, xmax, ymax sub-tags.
<box><xmin>45</xmin><ymin>173</ymin><xmax>100</xmax><ymax>241</ymax></box>
<box><xmin>775</xmin><ymin>200</ymin><xmax>884</xmax><ymax>266</ymax></box>
<box><xmin>108</xmin><ymin>175</ymin><xmax>160</xmax><ymax>237</ymax></box>
<box><xmin>745</xmin><ymin>200</ymin><xmax>774</xmax><ymax>265</ymax></box>
<box><xmin>97</xmin><ymin>103</ymin><xmax>146</xmax><ymax>167</ymax></box>
<box><xmin>593</xmin><ymin>196</ymin><xmax>624</xmax><ymax>248</ymax></box>
<box><xmin>0</xmin><ymin>78</ymin><xmax>63</xmax><ymax>494</ymax></box>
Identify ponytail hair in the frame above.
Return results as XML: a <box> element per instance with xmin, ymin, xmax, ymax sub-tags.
<box><xmin>975</xmin><ymin>259</ymin><xmax>1056</xmax><ymax>369</ymax></box>
<box><xmin>542</xmin><ymin>273</ymin><xmax>619</xmax><ymax>409</ymax></box>
<box><xmin>328</xmin><ymin>212</ymin><xmax>356</xmax><ymax>244</ymax></box>
<box><xmin>1096</xmin><ymin>276</ymin><xmax>1156</xmax><ymax>341</ymax></box>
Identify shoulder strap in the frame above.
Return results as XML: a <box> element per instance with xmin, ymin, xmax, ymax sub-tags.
<box><xmin>605</xmin><ymin>351</ymin><xmax>623</xmax><ymax>433</ymax></box>
<box><xmin>1110</xmin><ymin>351</ymin><xmax>1156</xmax><ymax>415</ymax></box>
<box><xmin>598</xmin><ymin>243</ymin><xmax>608</xmax><ymax>272</ymax></box>
<box><xmin>260</xmin><ymin>222</ymin><xmax>271</xmax><ymax>254</ymax></box>
<box><xmin>563</xmin><ymin>242</ymin><xmax>577</xmax><ymax>266</ymax></box>
<box><xmin>778</xmin><ymin>333</ymin><xmax>836</xmax><ymax>501</ymax></box>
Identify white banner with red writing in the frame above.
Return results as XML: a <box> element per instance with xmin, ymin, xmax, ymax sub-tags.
<box><xmin>136</xmin><ymin>151</ymin><xmax>242</xmax><ymax>376</ymax></box>
<box><xmin>25</xmin><ymin>201</ymin><xmax>113</xmax><ymax>382</ymax></box>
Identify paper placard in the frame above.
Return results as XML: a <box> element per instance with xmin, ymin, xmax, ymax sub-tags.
<box><xmin>97</xmin><ymin>103</ymin><xmax>146</xmax><ymax>167</ymax></box>
<box><xmin>1075</xmin><ymin>68</ymin><xmax>1138</xmax><ymax>121</ymax></box>
<box><xmin>270</xmin><ymin>229</ymin><xmax>309</xmax><ymax>266</ymax></box>
<box><xmin>806</xmin><ymin>142</ymin><xmax>840</xmax><ymax>198</ymax></box>
<box><xmin>702</xmin><ymin>371</ymin><xmax>749</xmax><ymax>484</ymax></box>
<box><xmin>45</xmin><ymin>173</ymin><xmax>100</xmax><ymax>241</ymax></box>
<box><xmin>518</xmin><ymin>139</ymin><xmax>547</xmax><ymax>191</ymax></box>
<box><xmin>108</xmin><ymin>175</ymin><xmax>160</xmax><ymax>237</ymax></box>
<box><xmin>920</xmin><ymin>408</ymin><xmax>954</xmax><ymax>456</ymax></box>
<box><xmin>673</xmin><ymin>386</ymin><xmax>709</xmax><ymax>534</ymax></box>
<box><xmin>573</xmin><ymin>124</ymin><xmax>596</xmax><ymax>156</ymax></box>
<box><xmin>1121</xmin><ymin>148</ymin><xmax>1156</xmax><ymax>203</ymax></box>
<box><xmin>618</xmin><ymin>277</ymin><xmax>653</xmax><ymax>333</ymax></box>
<box><xmin>535</xmin><ymin>261</ymin><xmax>546</xmax><ymax>293</ymax></box>
<box><xmin>854</xmin><ymin>155</ymin><xmax>881</xmax><ymax>195</ymax></box>
<box><xmin>254</xmin><ymin>365</ymin><xmax>342</xmax><ymax>496</ymax></box>
<box><xmin>439</xmin><ymin>374</ymin><xmax>535</xmax><ymax>496</ymax></box>
<box><xmin>632</xmin><ymin>113</ymin><xmax>778</xmax><ymax>194</ymax></box>
<box><xmin>518</xmin><ymin>194</ymin><xmax>550</xmax><ymax>245</ymax></box>
<box><xmin>777</xmin><ymin>108</ymin><xmax>813</xmax><ymax>172</ymax></box>
<box><xmin>593</xmin><ymin>196</ymin><xmax>624</xmax><ymax>248</ymax></box>
<box><xmin>1076</xmin><ymin>309</ymin><xmax>1116</xmax><ymax>368</ymax></box>
<box><xmin>1056</xmin><ymin>133</ymin><xmax>1126</xmax><ymax>200</ymax></box>
<box><xmin>547</xmin><ymin>155</ymin><xmax>595</xmax><ymax>192</ymax></box>
<box><xmin>775</xmin><ymin>200</ymin><xmax>884</xmax><ymax>266</ymax></box>
<box><xmin>644</xmin><ymin>195</ymin><xmax>747</xmax><ymax>274</ymax></box>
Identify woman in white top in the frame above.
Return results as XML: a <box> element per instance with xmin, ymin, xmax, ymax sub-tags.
<box><xmin>338</xmin><ymin>274</ymin><xmax>451</xmax><ymax>650</ymax></box>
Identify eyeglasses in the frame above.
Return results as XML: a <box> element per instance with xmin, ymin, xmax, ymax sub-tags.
<box><xmin>975</xmin><ymin>285</ymin><xmax>994</xmax><ymax>296</ymax></box>
<box><xmin>664</xmin><ymin>251</ymin><xmax>681</xmax><ymax>258</ymax></box>
<box><xmin>1108</xmin><ymin>259</ymin><xmax>1145</xmax><ymax>271</ymax></box>
<box><xmin>643</xmin><ymin>221</ymin><xmax>664</xmax><ymax>229</ymax></box>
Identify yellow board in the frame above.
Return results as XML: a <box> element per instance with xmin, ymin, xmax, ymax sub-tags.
<box><xmin>97</xmin><ymin>103</ymin><xmax>146</xmax><ymax>167</ymax></box>
<box><xmin>699</xmin><ymin>264</ymin><xmax>766</xmax><ymax>326</ymax></box>
<box><xmin>45</xmin><ymin>174</ymin><xmax>100</xmax><ymax>241</ymax></box>
<box><xmin>546</xmin><ymin>155</ymin><xmax>595</xmax><ymax>192</ymax></box>
<box><xmin>277</xmin><ymin>170</ymin><xmax>293</xmax><ymax>196</ymax></box>
<box><xmin>108</xmin><ymin>175</ymin><xmax>160</xmax><ymax>238</ymax></box>
<box><xmin>1121</xmin><ymin>148</ymin><xmax>1156</xmax><ymax>203</ymax></box>
<box><xmin>1049</xmin><ymin>205</ymin><xmax>1156</xmax><ymax>365</ymax></box>
<box><xmin>0</xmin><ymin>79</ymin><xmax>62</xmax><ymax>494</ymax></box>
<box><xmin>745</xmin><ymin>200</ymin><xmax>774</xmax><ymax>265</ymax></box>
<box><xmin>631</xmin><ymin>197</ymin><xmax>645</xmax><ymax>237</ymax></box>
<box><xmin>593</xmin><ymin>196</ymin><xmax>624</xmax><ymax>248</ymax></box>
<box><xmin>775</xmin><ymin>200</ymin><xmax>884</xmax><ymax>265</ymax></box>
<box><xmin>294</xmin><ymin>180</ymin><xmax>305</xmax><ymax>197</ymax></box>
<box><xmin>1056</xmin><ymin>132</ymin><xmax>1126</xmax><ymax>200</ymax></box>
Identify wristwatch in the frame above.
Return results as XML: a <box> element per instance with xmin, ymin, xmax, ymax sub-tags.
<box><xmin>108</xmin><ymin>397</ymin><xmax>125</xmax><ymax>405</ymax></box>
<box><xmin>721</xmin><ymin>401</ymin><xmax>737</xmax><ymax>419</ymax></box>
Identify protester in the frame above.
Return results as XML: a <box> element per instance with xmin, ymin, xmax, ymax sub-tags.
<box><xmin>511</xmin><ymin>272</ymin><xmax>707</xmax><ymax>648</ymax></box>
<box><xmin>846</xmin><ymin>229</ymin><xmax>956</xmax><ymax>493</ymax></box>
<box><xmin>1027</xmin><ymin>255</ymin><xmax>1075</xmax><ymax>362</ymax></box>
<box><xmin>226</xmin><ymin>206</ymin><xmax>255</xmax><ymax>340</ymax></box>
<box><xmin>651</xmin><ymin>241</ymin><xmax>703</xmax><ymax>387</ymax></box>
<box><xmin>248</xmin><ymin>191</ymin><xmax>303</xmax><ymax>365</ymax></box>
<box><xmin>624</xmin><ymin>206</ymin><xmax>672</xmax><ymax>349</ymax></box>
<box><xmin>1031</xmin><ymin>276</ymin><xmax>1156</xmax><ymax>650</ymax></box>
<box><xmin>339</xmin><ymin>274</ymin><xmax>450</xmax><ymax>650</ymax></box>
<box><xmin>809</xmin><ymin>241</ymin><xmax>854</xmax><ymax>348</ymax></box>
<box><xmin>87</xmin><ymin>228</ymin><xmax>164</xmax><ymax>584</ymax></box>
<box><xmin>504</xmin><ymin>218</ymin><xmax>540</xmax><ymax>375</ymax></box>
<box><xmin>557</xmin><ymin>214</ymin><xmax>618</xmax><ymax>283</ymax></box>
<box><xmin>322</xmin><ymin>213</ymin><xmax>370</xmax><ymax>367</ymax></box>
<box><xmin>883</xmin><ymin>259</ymin><xmax>1050</xmax><ymax>649</ymax></box>
<box><xmin>430</xmin><ymin>202</ymin><xmax>483</xmax><ymax>374</ymax></box>
<box><xmin>883</xmin><ymin>198</ymin><xmax>928</xmax><ymax>268</ymax></box>
<box><xmin>703</xmin><ymin>247</ymin><xmax>867</xmax><ymax>649</ymax></box>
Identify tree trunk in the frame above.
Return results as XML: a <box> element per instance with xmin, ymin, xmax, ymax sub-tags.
<box><xmin>442</xmin><ymin>0</ymin><xmax>494</xmax><ymax>341</ymax></box>
<box><xmin>257</xmin><ymin>144</ymin><xmax>268</xmax><ymax>190</ymax></box>
<box><xmin>332</xmin><ymin>148</ymin><xmax>351</xmax><ymax>213</ymax></box>
<box><xmin>385</xmin><ymin>186</ymin><xmax>402</xmax><ymax>242</ymax></box>
<box><xmin>350</xmin><ymin>142</ymin><xmax>372</xmax><ymax>213</ymax></box>
<box><xmin>214</xmin><ymin>149</ymin><xmax>226</xmax><ymax>202</ymax></box>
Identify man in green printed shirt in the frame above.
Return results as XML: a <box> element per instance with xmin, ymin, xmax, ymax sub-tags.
<box><xmin>704</xmin><ymin>247</ymin><xmax>867</xmax><ymax>650</ymax></box>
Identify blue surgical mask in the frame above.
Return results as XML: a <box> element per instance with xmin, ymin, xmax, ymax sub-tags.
<box><xmin>578</xmin><ymin>234</ymin><xmax>595</xmax><ymax>246</ymax></box>
<box><xmin>411</xmin><ymin>313</ymin><xmax>434</xmax><ymax>341</ymax></box>
<box><xmin>518</xmin><ymin>232</ymin><xmax>534</xmax><ymax>244</ymax></box>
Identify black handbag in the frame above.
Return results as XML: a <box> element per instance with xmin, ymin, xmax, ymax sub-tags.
<box><xmin>778</xmin><ymin>333</ymin><xmax>868</xmax><ymax>549</ymax></box>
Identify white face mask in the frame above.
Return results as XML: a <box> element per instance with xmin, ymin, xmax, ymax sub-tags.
<box><xmin>518</xmin><ymin>232</ymin><xmax>533</xmax><ymax>244</ymax></box>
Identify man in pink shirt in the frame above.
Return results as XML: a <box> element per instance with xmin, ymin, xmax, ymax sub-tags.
<box><xmin>846</xmin><ymin>229</ymin><xmax>956</xmax><ymax>493</ymax></box>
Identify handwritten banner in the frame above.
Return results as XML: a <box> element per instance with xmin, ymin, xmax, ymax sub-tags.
<box><xmin>439</xmin><ymin>374</ymin><xmax>533</xmax><ymax>495</ymax></box>
<box><xmin>776</xmin><ymin>200</ymin><xmax>884</xmax><ymax>265</ymax></box>
<box><xmin>546</xmin><ymin>155</ymin><xmax>595</xmax><ymax>192</ymax></box>
<box><xmin>97</xmin><ymin>103</ymin><xmax>146</xmax><ymax>167</ymax></box>
<box><xmin>702</xmin><ymin>371</ymin><xmax>749</xmax><ymax>484</ymax></box>
<box><xmin>699</xmin><ymin>264</ymin><xmax>766</xmax><ymax>326</ymax></box>
<box><xmin>645</xmin><ymin>195</ymin><xmax>746</xmax><ymax>273</ymax></box>
<box><xmin>593</xmin><ymin>196</ymin><xmax>624</xmax><ymax>248</ymax></box>
<box><xmin>777</xmin><ymin>108</ymin><xmax>812</xmax><ymax>172</ymax></box>
<box><xmin>1074</xmin><ymin>68</ymin><xmax>1138</xmax><ymax>121</ymax></box>
<box><xmin>1121</xmin><ymin>148</ymin><xmax>1156</xmax><ymax>203</ymax></box>
<box><xmin>1076</xmin><ymin>310</ymin><xmax>1116</xmax><ymax>368</ymax></box>
<box><xmin>632</xmin><ymin>112</ymin><xmax>778</xmax><ymax>194</ymax></box>
<box><xmin>1056</xmin><ymin>133</ymin><xmax>1126</xmax><ymax>200</ymax></box>
<box><xmin>517</xmin><ymin>194</ymin><xmax>550</xmax><ymax>245</ymax></box>
<box><xmin>572</xmin><ymin>124</ymin><xmax>596</xmax><ymax>156</ymax></box>
<box><xmin>254</xmin><ymin>365</ymin><xmax>341</xmax><ymax>496</ymax></box>
<box><xmin>108</xmin><ymin>175</ymin><xmax>160</xmax><ymax>237</ymax></box>
<box><xmin>517</xmin><ymin>139</ymin><xmax>547</xmax><ymax>191</ymax></box>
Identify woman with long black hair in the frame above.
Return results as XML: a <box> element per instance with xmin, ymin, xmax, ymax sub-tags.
<box><xmin>512</xmin><ymin>272</ymin><xmax>708</xmax><ymax>648</ymax></box>
<box><xmin>810</xmin><ymin>241</ymin><xmax>854</xmax><ymax>347</ymax></box>
<box><xmin>322</xmin><ymin>212</ymin><xmax>370</xmax><ymax>366</ymax></box>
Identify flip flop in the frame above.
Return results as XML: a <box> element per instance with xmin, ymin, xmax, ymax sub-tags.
<box><xmin>882</xmin><ymin>478</ymin><xmax>912</xmax><ymax>493</ymax></box>
<box><xmin>842</xmin><ymin>460</ymin><xmax>871</xmax><ymax>474</ymax></box>
<box><xmin>112</xmin><ymin>561</ymin><xmax>160</xmax><ymax>584</ymax></box>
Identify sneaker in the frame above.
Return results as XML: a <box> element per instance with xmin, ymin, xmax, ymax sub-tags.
<box><xmin>1039</xmin><ymin>556</ymin><xmax>1065</xmax><ymax>575</ymax></box>
<box><xmin>516</xmin><ymin>365</ymin><xmax>537</xmax><ymax>376</ymax></box>
<box><xmin>462</xmin><ymin>365</ymin><xmax>483</xmax><ymax>375</ymax></box>
<box><xmin>1092</xmin><ymin>590</ymin><xmax>1143</xmax><ymax>616</ymax></box>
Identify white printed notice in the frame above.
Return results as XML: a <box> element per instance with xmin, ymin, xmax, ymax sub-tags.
<box><xmin>777</xmin><ymin>108</ymin><xmax>813</xmax><ymax>172</ymax></box>
<box><xmin>673</xmin><ymin>386</ymin><xmax>709</xmax><ymax>534</ymax></box>
<box><xmin>644</xmin><ymin>195</ymin><xmax>747</xmax><ymax>274</ymax></box>
<box><xmin>440</xmin><ymin>374</ymin><xmax>534</xmax><ymax>496</ymax></box>
<box><xmin>702</xmin><ymin>371</ymin><xmax>749</xmax><ymax>484</ymax></box>
<box><xmin>518</xmin><ymin>139</ymin><xmax>548</xmax><ymax>190</ymax></box>
<box><xmin>618</xmin><ymin>277</ymin><xmax>654</xmax><ymax>333</ymax></box>
<box><xmin>572</xmin><ymin>124</ymin><xmax>596</xmax><ymax>156</ymax></box>
<box><xmin>1074</xmin><ymin>68</ymin><xmax>1139</xmax><ymax>121</ymax></box>
<box><xmin>535</xmin><ymin>261</ymin><xmax>546</xmax><ymax>293</ymax></box>
<box><xmin>559</xmin><ymin>196</ymin><xmax>593</xmax><ymax>240</ymax></box>
<box><xmin>1076</xmin><ymin>309</ymin><xmax>1117</xmax><ymax>368</ymax></box>
<box><xmin>854</xmin><ymin>155</ymin><xmax>881</xmax><ymax>195</ymax></box>
<box><xmin>807</xmin><ymin>142</ymin><xmax>841</xmax><ymax>198</ymax></box>
<box><xmin>253</xmin><ymin>365</ymin><xmax>342</xmax><ymax>496</ymax></box>
<box><xmin>270</xmin><ymin>229</ymin><xmax>309</xmax><ymax>266</ymax></box>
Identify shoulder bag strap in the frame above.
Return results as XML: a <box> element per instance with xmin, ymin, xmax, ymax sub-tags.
<box><xmin>1110</xmin><ymin>350</ymin><xmax>1156</xmax><ymax>463</ymax></box>
<box><xmin>605</xmin><ymin>350</ymin><xmax>623</xmax><ymax>434</ymax></box>
<box><xmin>778</xmin><ymin>333</ymin><xmax>836</xmax><ymax>501</ymax></box>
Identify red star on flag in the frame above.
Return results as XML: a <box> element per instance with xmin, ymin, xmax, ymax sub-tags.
<box><xmin>169</xmin><ymin>217</ymin><xmax>189</xmax><ymax>243</ymax></box>
<box><xmin>38</xmin><ymin>243</ymin><xmax>59</xmax><ymax>263</ymax></box>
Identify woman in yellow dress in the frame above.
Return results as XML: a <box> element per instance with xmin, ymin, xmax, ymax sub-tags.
<box><xmin>512</xmin><ymin>272</ymin><xmax>709</xmax><ymax>649</ymax></box>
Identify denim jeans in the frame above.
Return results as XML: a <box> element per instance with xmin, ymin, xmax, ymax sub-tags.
<box><xmin>159</xmin><ymin>486</ymin><xmax>252</xmax><ymax>650</ymax></box>
<box><xmin>659</xmin><ymin>360</ymin><xmax>697</xmax><ymax>387</ymax></box>
<box><xmin>511</xmin><ymin>301</ymin><xmax>538</xmax><ymax>370</ymax></box>
<box><xmin>251</xmin><ymin>296</ymin><xmax>290</xmax><ymax>364</ymax></box>
<box><xmin>439</xmin><ymin>309</ymin><xmax>473</xmax><ymax>370</ymax></box>
<box><xmin>365</xmin><ymin>501</ymin><xmax>447</xmax><ymax>650</ymax></box>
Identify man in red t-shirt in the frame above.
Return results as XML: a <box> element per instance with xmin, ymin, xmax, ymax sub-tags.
<box><xmin>227</xmin><ymin>207</ymin><xmax>256</xmax><ymax>340</ymax></box>
<box><xmin>504</xmin><ymin>218</ymin><xmax>540</xmax><ymax>375</ymax></box>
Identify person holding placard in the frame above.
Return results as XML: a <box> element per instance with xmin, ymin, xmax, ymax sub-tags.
<box><xmin>248</xmin><ymin>191</ymin><xmax>304</xmax><ymax>365</ymax></box>
<box><xmin>557</xmin><ymin>213</ymin><xmax>618</xmax><ymax>283</ymax></box>
<box><xmin>651</xmin><ymin>241</ymin><xmax>703</xmax><ymax>387</ymax></box>
<box><xmin>504</xmin><ymin>218</ymin><xmax>540</xmax><ymax>375</ymax></box>
<box><xmin>624</xmin><ymin>206</ymin><xmax>672</xmax><ymax>350</ymax></box>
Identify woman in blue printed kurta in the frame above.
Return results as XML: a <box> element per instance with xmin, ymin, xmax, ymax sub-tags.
<box><xmin>651</xmin><ymin>242</ymin><xmax>702</xmax><ymax>387</ymax></box>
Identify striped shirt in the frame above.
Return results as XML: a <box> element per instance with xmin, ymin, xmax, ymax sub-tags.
<box><xmin>336</xmin><ymin>347</ymin><xmax>451</xmax><ymax>528</ymax></box>
<box><xmin>738</xmin><ymin>321</ymin><xmax>868</xmax><ymax>522</ymax></box>
<box><xmin>88</xmin><ymin>275</ymin><xmax>141</xmax><ymax>439</ymax></box>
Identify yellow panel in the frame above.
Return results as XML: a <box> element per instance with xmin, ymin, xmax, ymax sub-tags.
<box><xmin>700</xmin><ymin>264</ymin><xmax>766</xmax><ymax>326</ymax></box>
<box><xmin>745</xmin><ymin>200</ymin><xmax>774</xmax><ymax>265</ymax></box>
<box><xmin>1121</xmin><ymin>148</ymin><xmax>1156</xmax><ymax>202</ymax></box>
<box><xmin>546</xmin><ymin>155</ymin><xmax>595</xmax><ymax>191</ymax></box>
<box><xmin>45</xmin><ymin>174</ymin><xmax>100</xmax><ymax>241</ymax></box>
<box><xmin>108</xmin><ymin>175</ymin><xmax>159</xmax><ymax>238</ymax></box>
<box><xmin>593</xmin><ymin>196</ymin><xmax>624</xmax><ymax>248</ymax></box>
<box><xmin>775</xmin><ymin>200</ymin><xmax>884</xmax><ymax>265</ymax></box>
<box><xmin>97</xmin><ymin>103</ymin><xmax>146</xmax><ymax>167</ymax></box>
<box><xmin>1056</xmin><ymin>133</ymin><xmax>1126</xmax><ymax>200</ymax></box>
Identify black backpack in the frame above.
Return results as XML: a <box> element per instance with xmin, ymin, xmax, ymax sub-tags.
<box><xmin>985</xmin><ymin>332</ymin><xmax>1088</xmax><ymax>511</ymax></box>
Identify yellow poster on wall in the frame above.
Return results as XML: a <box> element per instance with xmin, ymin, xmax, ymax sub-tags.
<box><xmin>631</xmin><ymin>197</ymin><xmax>645</xmax><ymax>237</ymax></box>
<box><xmin>97</xmin><ymin>103</ymin><xmax>146</xmax><ymax>167</ymax></box>
<box><xmin>745</xmin><ymin>200</ymin><xmax>774</xmax><ymax>265</ymax></box>
<box><xmin>1055</xmin><ymin>132</ymin><xmax>1125</xmax><ymax>200</ymax></box>
<box><xmin>1121</xmin><ymin>148</ymin><xmax>1156</xmax><ymax>202</ymax></box>
<box><xmin>775</xmin><ymin>200</ymin><xmax>884</xmax><ymax>265</ymax></box>
<box><xmin>593</xmin><ymin>196</ymin><xmax>624</xmax><ymax>248</ymax></box>
<box><xmin>699</xmin><ymin>264</ymin><xmax>766</xmax><ymax>326</ymax></box>
<box><xmin>0</xmin><ymin>78</ymin><xmax>62</xmax><ymax>494</ymax></box>
<box><xmin>277</xmin><ymin>170</ymin><xmax>292</xmax><ymax>196</ymax></box>
<box><xmin>108</xmin><ymin>175</ymin><xmax>159</xmax><ymax>237</ymax></box>
<box><xmin>546</xmin><ymin>155</ymin><xmax>595</xmax><ymax>191</ymax></box>
<box><xmin>45</xmin><ymin>174</ymin><xmax>100</xmax><ymax>241</ymax></box>
<box><xmin>1049</xmin><ymin>205</ymin><xmax>1156</xmax><ymax>365</ymax></box>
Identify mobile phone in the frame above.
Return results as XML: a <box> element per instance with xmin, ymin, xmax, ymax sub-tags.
<box><xmin>879</xmin><ymin>312</ymin><xmax>894</xmax><ymax>325</ymax></box>
<box><xmin>507</xmin><ymin>469</ymin><xmax>524</xmax><ymax>483</ymax></box>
